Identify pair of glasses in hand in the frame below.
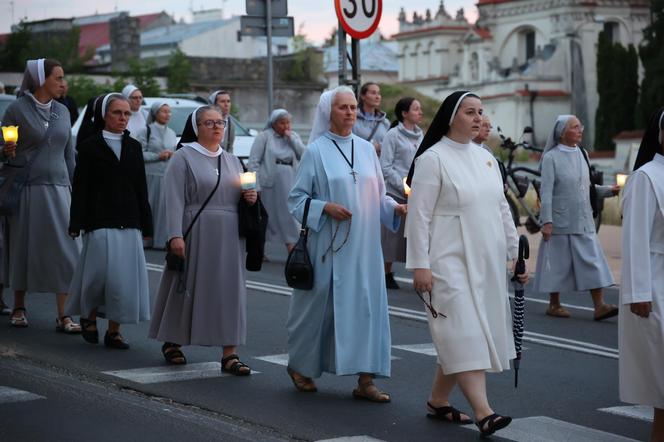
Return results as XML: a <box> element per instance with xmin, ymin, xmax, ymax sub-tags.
<box><xmin>416</xmin><ymin>290</ymin><xmax>446</xmax><ymax>319</ymax></box>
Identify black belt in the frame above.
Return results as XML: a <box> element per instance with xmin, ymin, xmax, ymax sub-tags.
<box><xmin>275</xmin><ymin>159</ymin><xmax>293</xmax><ymax>166</ymax></box>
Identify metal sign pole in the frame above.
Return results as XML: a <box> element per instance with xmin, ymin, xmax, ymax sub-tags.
<box><xmin>351</xmin><ymin>38</ymin><xmax>361</xmax><ymax>97</ymax></box>
<box><xmin>337</xmin><ymin>23</ymin><xmax>347</xmax><ymax>87</ymax></box>
<box><xmin>266</xmin><ymin>0</ymin><xmax>274</xmax><ymax>113</ymax></box>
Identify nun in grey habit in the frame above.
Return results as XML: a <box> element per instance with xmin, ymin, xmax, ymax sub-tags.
<box><xmin>134</xmin><ymin>101</ymin><xmax>177</xmax><ymax>249</ymax></box>
<box><xmin>247</xmin><ymin>109</ymin><xmax>305</xmax><ymax>251</ymax></box>
<box><xmin>1</xmin><ymin>58</ymin><xmax>81</xmax><ymax>332</ymax></box>
<box><xmin>149</xmin><ymin>105</ymin><xmax>258</xmax><ymax>373</ymax></box>
<box><xmin>66</xmin><ymin>93</ymin><xmax>153</xmax><ymax>349</ymax></box>
<box><xmin>534</xmin><ymin>115</ymin><xmax>619</xmax><ymax>321</ymax></box>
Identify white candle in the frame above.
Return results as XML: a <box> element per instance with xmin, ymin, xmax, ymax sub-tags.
<box><xmin>616</xmin><ymin>173</ymin><xmax>627</xmax><ymax>188</ymax></box>
<box><xmin>240</xmin><ymin>172</ymin><xmax>257</xmax><ymax>190</ymax></box>
<box><xmin>2</xmin><ymin>126</ymin><xmax>18</xmax><ymax>143</ymax></box>
<box><xmin>403</xmin><ymin>177</ymin><xmax>411</xmax><ymax>197</ymax></box>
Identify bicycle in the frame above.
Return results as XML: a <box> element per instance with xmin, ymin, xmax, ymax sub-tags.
<box><xmin>495</xmin><ymin>127</ymin><xmax>604</xmax><ymax>233</ymax></box>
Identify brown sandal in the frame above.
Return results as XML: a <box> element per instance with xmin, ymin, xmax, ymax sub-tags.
<box><xmin>594</xmin><ymin>304</ymin><xmax>619</xmax><ymax>321</ymax></box>
<box><xmin>352</xmin><ymin>380</ymin><xmax>391</xmax><ymax>403</ymax></box>
<box><xmin>546</xmin><ymin>304</ymin><xmax>570</xmax><ymax>318</ymax></box>
<box><xmin>286</xmin><ymin>366</ymin><xmax>317</xmax><ymax>392</ymax></box>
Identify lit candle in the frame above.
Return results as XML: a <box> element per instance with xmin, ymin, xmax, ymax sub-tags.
<box><xmin>240</xmin><ymin>171</ymin><xmax>257</xmax><ymax>190</ymax></box>
<box><xmin>616</xmin><ymin>173</ymin><xmax>627</xmax><ymax>188</ymax></box>
<box><xmin>403</xmin><ymin>177</ymin><xmax>411</xmax><ymax>197</ymax></box>
<box><xmin>1</xmin><ymin>126</ymin><xmax>18</xmax><ymax>143</ymax></box>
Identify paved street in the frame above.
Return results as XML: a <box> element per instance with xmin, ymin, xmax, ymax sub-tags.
<box><xmin>0</xmin><ymin>232</ymin><xmax>653</xmax><ymax>442</ymax></box>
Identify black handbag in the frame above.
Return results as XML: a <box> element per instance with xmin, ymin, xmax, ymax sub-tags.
<box><xmin>165</xmin><ymin>155</ymin><xmax>221</xmax><ymax>272</ymax></box>
<box><xmin>238</xmin><ymin>196</ymin><xmax>268</xmax><ymax>272</ymax></box>
<box><xmin>284</xmin><ymin>198</ymin><xmax>314</xmax><ymax>290</ymax></box>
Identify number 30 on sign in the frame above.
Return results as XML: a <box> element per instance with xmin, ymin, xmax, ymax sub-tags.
<box><xmin>334</xmin><ymin>0</ymin><xmax>383</xmax><ymax>40</ymax></box>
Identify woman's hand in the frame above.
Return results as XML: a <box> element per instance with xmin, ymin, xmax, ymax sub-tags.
<box><xmin>413</xmin><ymin>268</ymin><xmax>433</xmax><ymax>293</ymax></box>
<box><xmin>395</xmin><ymin>204</ymin><xmax>407</xmax><ymax>218</ymax></box>
<box><xmin>630</xmin><ymin>301</ymin><xmax>652</xmax><ymax>318</ymax></box>
<box><xmin>611</xmin><ymin>185</ymin><xmax>620</xmax><ymax>196</ymax></box>
<box><xmin>243</xmin><ymin>189</ymin><xmax>257</xmax><ymax>205</ymax></box>
<box><xmin>158</xmin><ymin>151</ymin><xmax>172</xmax><ymax>161</ymax></box>
<box><xmin>324</xmin><ymin>202</ymin><xmax>352</xmax><ymax>221</ymax></box>
<box><xmin>512</xmin><ymin>259</ymin><xmax>529</xmax><ymax>284</ymax></box>
<box><xmin>69</xmin><ymin>231</ymin><xmax>79</xmax><ymax>239</ymax></box>
<box><xmin>541</xmin><ymin>223</ymin><xmax>553</xmax><ymax>241</ymax></box>
<box><xmin>169</xmin><ymin>237</ymin><xmax>185</xmax><ymax>258</ymax></box>
<box><xmin>3</xmin><ymin>141</ymin><xmax>16</xmax><ymax>158</ymax></box>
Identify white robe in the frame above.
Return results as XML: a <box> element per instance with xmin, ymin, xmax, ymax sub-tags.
<box><xmin>406</xmin><ymin>137</ymin><xmax>518</xmax><ymax>374</ymax></box>
<box><xmin>127</xmin><ymin>109</ymin><xmax>148</xmax><ymax>139</ymax></box>
<box><xmin>619</xmin><ymin>154</ymin><xmax>664</xmax><ymax>409</ymax></box>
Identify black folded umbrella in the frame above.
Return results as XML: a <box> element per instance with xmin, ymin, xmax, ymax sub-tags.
<box><xmin>511</xmin><ymin>235</ymin><xmax>529</xmax><ymax>388</ymax></box>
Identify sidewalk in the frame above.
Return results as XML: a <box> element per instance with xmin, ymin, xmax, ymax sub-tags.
<box><xmin>517</xmin><ymin>224</ymin><xmax>622</xmax><ymax>285</ymax></box>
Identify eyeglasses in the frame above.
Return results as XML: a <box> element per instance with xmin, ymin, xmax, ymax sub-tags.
<box><xmin>416</xmin><ymin>290</ymin><xmax>446</xmax><ymax>319</ymax></box>
<box><xmin>110</xmin><ymin>110</ymin><xmax>132</xmax><ymax>118</ymax></box>
<box><xmin>199</xmin><ymin>119</ymin><xmax>227</xmax><ymax>129</ymax></box>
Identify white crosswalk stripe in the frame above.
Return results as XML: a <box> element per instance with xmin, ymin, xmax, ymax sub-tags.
<box><xmin>317</xmin><ymin>437</ymin><xmax>385</xmax><ymax>442</ymax></box>
<box><xmin>598</xmin><ymin>405</ymin><xmax>654</xmax><ymax>423</ymax></box>
<box><xmin>102</xmin><ymin>362</ymin><xmax>260</xmax><ymax>384</ymax></box>
<box><xmin>0</xmin><ymin>386</ymin><xmax>45</xmax><ymax>405</ymax></box>
<box><xmin>254</xmin><ymin>353</ymin><xmax>401</xmax><ymax>367</ymax></box>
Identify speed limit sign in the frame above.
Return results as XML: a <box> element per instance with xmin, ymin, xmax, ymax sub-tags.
<box><xmin>334</xmin><ymin>0</ymin><xmax>383</xmax><ymax>40</ymax></box>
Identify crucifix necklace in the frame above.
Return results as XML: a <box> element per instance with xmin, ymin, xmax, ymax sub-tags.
<box><xmin>329</xmin><ymin>138</ymin><xmax>357</xmax><ymax>184</ymax></box>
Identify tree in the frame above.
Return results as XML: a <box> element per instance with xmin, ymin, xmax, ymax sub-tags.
<box><xmin>637</xmin><ymin>0</ymin><xmax>664</xmax><ymax>126</ymax></box>
<box><xmin>0</xmin><ymin>22</ymin><xmax>33</xmax><ymax>70</ymax></box>
<box><xmin>323</xmin><ymin>27</ymin><xmax>337</xmax><ymax>48</ymax></box>
<box><xmin>67</xmin><ymin>76</ymin><xmax>113</xmax><ymax>107</ymax></box>
<box><xmin>124</xmin><ymin>58</ymin><xmax>161</xmax><ymax>96</ymax></box>
<box><xmin>594</xmin><ymin>32</ymin><xmax>639</xmax><ymax>150</ymax></box>
<box><xmin>166</xmin><ymin>48</ymin><xmax>191</xmax><ymax>93</ymax></box>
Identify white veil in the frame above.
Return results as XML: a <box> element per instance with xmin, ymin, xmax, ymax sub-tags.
<box><xmin>542</xmin><ymin>114</ymin><xmax>574</xmax><ymax>159</ymax></box>
<box><xmin>309</xmin><ymin>86</ymin><xmax>355</xmax><ymax>142</ymax></box>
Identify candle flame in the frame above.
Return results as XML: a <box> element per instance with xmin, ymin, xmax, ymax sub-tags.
<box><xmin>2</xmin><ymin>126</ymin><xmax>18</xmax><ymax>143</ymax></box>
<box><xmin>403</xmin><ymin>177</ymin><xmax>411</xmax><ymax>197</ymax></box>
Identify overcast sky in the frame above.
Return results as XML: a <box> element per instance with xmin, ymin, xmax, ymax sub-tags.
<box><xmin>0</xmin><ymin>0</ymin><xmax>478</xmax><ymax>42</ymax></box>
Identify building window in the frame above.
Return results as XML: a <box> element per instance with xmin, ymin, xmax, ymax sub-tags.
<box><xmin>523</xmin><ymin>30</ymin><xmax>535</xmax><ymax>61</ymax></box>
<box><xmin>603</xmin><ymin>22</ymin><xmax>619</xmax><ymax>44</ymax></box>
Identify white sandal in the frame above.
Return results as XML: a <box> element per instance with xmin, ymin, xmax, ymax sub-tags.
<box><xmin>56</xmin><ymin>316</ymin><xmax>81</xmax><ymax>334</ymax></box>
<box><xmin>10</xmin><ymin>307</ymin><xmax>28</xmax><ymax>327</ymax></box>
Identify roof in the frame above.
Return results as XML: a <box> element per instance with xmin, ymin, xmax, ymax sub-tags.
<box><xmin>392</xmin><ymin>25</ymin><xmax>470</xmax><ymax>40</ymax></box>
<box><xmin>477</xmin><ymin>0</ymin><xmax>516</xmax><ymax>4</ymax></box>
<box><xmin>323</xmin><ymin>40</ymin><xmax>398</xmax><ymax>74</ymax></box>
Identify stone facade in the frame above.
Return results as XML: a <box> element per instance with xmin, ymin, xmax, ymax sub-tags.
<box><xmin>109</xmin><ymin>13</ymin><xmax>141</xmax><ymax>72</ymax></box>
<box><xmin>394</xmin><ymin>0</ymin><xmax>650</xmax><ymax>147</ymax></box>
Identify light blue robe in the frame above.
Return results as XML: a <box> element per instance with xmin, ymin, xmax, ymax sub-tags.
<box><xmin>287</xmin><ymin>131</ymin><xmax>400</xmax><ymax>378</ymax></box>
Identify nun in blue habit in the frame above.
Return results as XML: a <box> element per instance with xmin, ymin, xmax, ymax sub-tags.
<box><xmin>285</xmin><ymin>86</ymin><xmax>407</xmax><ymax>402</ymax></box>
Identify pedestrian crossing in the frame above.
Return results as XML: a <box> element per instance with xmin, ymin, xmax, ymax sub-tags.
<box><xmin>102</xmin><ymin>362</ymin><xmax>261</xmax><ymax>384</ymax></box>
<box><xmin>0</xmin><ymin>386</ymin><xmax>45</xmax><ymax>405</ymax></box>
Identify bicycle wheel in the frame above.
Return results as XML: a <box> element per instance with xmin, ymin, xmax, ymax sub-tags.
<box><xmin>506</xmin><ymin>193</ymin><xmax>521</xmax><ymax>227</ymax></box>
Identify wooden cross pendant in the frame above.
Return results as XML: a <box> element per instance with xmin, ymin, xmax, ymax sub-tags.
<box><xmin>350</xmin><ymin>169</ymin><xmax>358</xmax><ymax>183</ymax></box>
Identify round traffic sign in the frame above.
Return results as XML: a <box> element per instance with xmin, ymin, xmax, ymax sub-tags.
<box><xmin>334</xmin><ymin>0</ymin><xmax>383</xmax><ymax>40</ymax></box>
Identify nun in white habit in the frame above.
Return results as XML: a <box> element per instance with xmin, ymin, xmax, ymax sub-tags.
<box><xmin>247</xmin><ymin>109</ymin><xmax>305</xmax><ymax>251</ymax></box>
<box><xmin>134</xmin><ymin>101</ymin><xmax>177</xmax><ymax>249</ymax></box>
<box><xmin>534</xmin><ymin>115</ymin><xmax>619</xmax><ymax>320</ymax></box>
<box><xmin>67</xmin><ymin>93</ymin><xmax>153</xmax><ymax>349</ymax></box>
<box><xmin>405</xmin><ymin>91</ymin><xmax>525</xmax><ymax>438</ymax></box>
<box><xmin>1</xmin><ymin>58</ymin><xmax>81</xmax><ymax>332</ymax></box>
<box><xmin>122</xmin><ymin>84</ymin><xmax>148</xmax><ymax>137</ymax></box>
<box><xmin>619</xmin><ymin>107</ymin><xmax>664</xmax><ymax>441</ymax></box>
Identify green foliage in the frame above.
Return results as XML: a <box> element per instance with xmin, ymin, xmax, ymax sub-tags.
<box><xmin>594</xmin><ymin>31</ymin><xmax>639</xmax><ymax>151</ymax></box>
<box><xmin>378</xmin><ymin>83</ymin><xmax>440</xmax><ymax>131</ymax></box>
<box><xmin>66</xmin><ymin>76</ymin><xmax>113</xmax><ymax>107</ymax></box>
<box><xmin>323</xmin><ymin>27</ymin><xmax>337</xmax><ymax>48</ymax></box>
<box><xmin>0</xmin><ymin>22</ymin><xmax>92</xmax><ymax>73</ymax></box>
<box><xmin>123</xmin><ymin>58</ymin><xmax>161</xmax><ymax>96</ymax></box>
<box><xmin>166</xmin><ymin>48</ymin><xmax>191</xmax><ymax>93</ymax></box>
<box><xmin>638</xmin><ymin>0</ymin><xmax>664</xmax><ymax>126</ymax></box>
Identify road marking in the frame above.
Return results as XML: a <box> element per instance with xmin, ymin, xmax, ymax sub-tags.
<box><xmin>255</xmin><ymin>353</ymin><xmax>400</xmax><ymax>367</ymax></box>
<box><xmin>317</xmin><ymin>437</ymin><xmax>385</xmax><ymax>442</ymax></box>
<box><xmin>598</xmin><ymin>406</ymin><xmax>654</xmax><ymax>422</ymax></box>
<box><xmin>102</xmin><ymin>362</ymin><xmax>260</xmax><ymax>384</ymax></box>
<box><xmin>469</xmin><ymin>416</ymin><xmax>640</xmax><ymax>441</ymax></box>
<box><xmin>144</xmin><ymin>265</ymin><xmax>618</xmax><ymax>359</ymax></box>
<box><xmin>392</xmin><ymin>343</ymin><xmax>437</xmax><ymax>357</ymax></box>
<box><xmin>394</xmin><ymin>275</ymin><xmax>596</xmax><ymax>312</ymax></box>
<box><xmin>0</xmin><ymin>386</ymin><xmax>45</xmax><ymax>404</ymax></box>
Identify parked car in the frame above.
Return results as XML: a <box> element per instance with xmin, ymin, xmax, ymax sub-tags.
<box><xmin>0</xmin><ymin>94</ymin><xmax>17</xmax><ymax>125</ymax></box>
<box><xmin>71</xmin><ymin>97</ymin><xmax>256</xmax><ymax>161</ymax></box>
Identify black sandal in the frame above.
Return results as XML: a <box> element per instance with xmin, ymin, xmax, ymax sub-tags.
<box><xmin>221</xmin><ymin>354</ymin><xmax>251</xmax><ymax>376</ymax></box>
<box><xmin>162</xmin><ymin>342</ymin><xmax>187</xmax><ymax>365</ymax></box>
<box><xmin>80</xmin><ymin>317</ymin><xmax>98</xmax><ymax>344</ymax></box>
<box><xmin>476</xmin><ymin>413</ymin><xmax>512</xmax><ymax>438</ymax></box>
<box><xmin>104</xmin><ymin>331</ymin><xmax>130</xmax><ymax>350</ymax></box>
<box><xmin>426</xmin><ymin>402</ymin><xmax>473</xmax><ymax>425</ymax></box>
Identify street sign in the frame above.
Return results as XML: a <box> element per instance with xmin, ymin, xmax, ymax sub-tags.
<box><xmin>334</xmin><ymin>0</ymin><xmax>382</xmax><ymax>40</ymax></box>
<box><xmin>240</xmin><ymin>16</ymin><xmax>294</xmax><ymax>37</ymax></box>
<box><xmin>246</xmin><ymin>0</ymin><xmax>288</xmax><ymax>18</ymax></box>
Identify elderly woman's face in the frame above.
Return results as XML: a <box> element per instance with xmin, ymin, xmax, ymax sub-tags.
<box><xmin>155</xmin><ymin>104</ymin><xmax>171</xmax><ymax>125</ymax></box>
<box><xmin>561</xmin><ymin>117</ymin><xmax>584</xmax><ymax>146</ymax></box>
<box><xmin>104</xmin><ymin>99</ymin><xmax>131</xmax><ymax>134</ymax></box>
<box><xmin>273</xmin><ymin>116</ymin><xmax>291</xmax><ymax>136</ymax></box>
<box><xmin>330</xmin><ymin>92</ymin><xmax>357</xmax><ymax>133</ymax></box>
<box><xmin>197</xmin><ymin>109</ymin><xmax>225</xmax><ymax>145</ymax></box>
<box><xmin>128</xmin><ymin>89</ymin><xmax>143</xmax><ymax>112</ymax></box>
<box><xmin>450</xmin><ymin>97</ymin><xmax>483</xmax><ymax>139</ymax></box>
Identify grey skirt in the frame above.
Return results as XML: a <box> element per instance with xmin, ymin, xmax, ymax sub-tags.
<box><xmin>66</xmin><ymin>228</ymin><xmax>150</xmax><ymax>324</ymax></box>
<box><xmin>534</xmin><ymin>233</ymin><xmax>614</xmax><ymax>293</ymax></box>
<box><xmin>5</xmin><ymin>184</ymin><xmax>81</xmax><ymax>293</ymax></box>
<box><xmin>261</xmin><ymin>164</ymin><xmax>300</xmax><ymax>245</ymax></box>
<box><xmin>146</xmin><ymin>173</ymin><xmax>168</xmax><ymax>249</ymax></box>
<box><xmin>381</xmin><ymin>194</ymin><xmax>406</xmax><ymax>262</ymax></box>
